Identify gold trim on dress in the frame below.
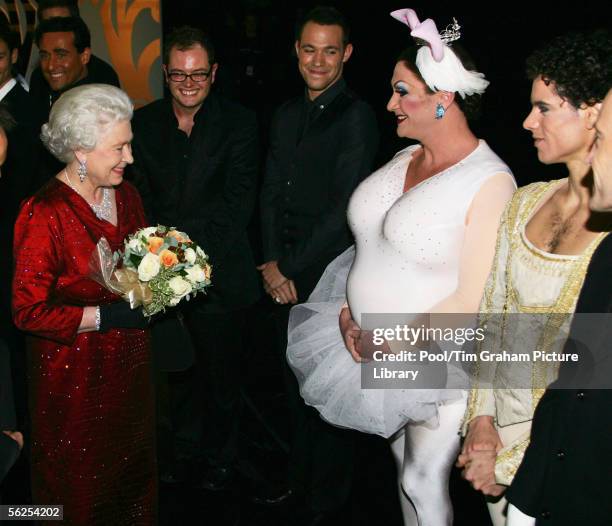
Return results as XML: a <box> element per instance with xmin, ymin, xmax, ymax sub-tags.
<box><xmin>464</xmin><ymin>179</ymin><xmax>609</xmax><ymax>480</ymax></box>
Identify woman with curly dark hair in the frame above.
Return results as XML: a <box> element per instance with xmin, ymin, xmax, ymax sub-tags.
<box><xmin>458</xmin><ymin>30</ymin><xmax>612</xmax><ymax>526</ymax></box>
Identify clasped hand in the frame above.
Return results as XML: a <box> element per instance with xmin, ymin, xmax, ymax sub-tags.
<box><xmin>339</xmin><ymin>307</ymin><xmax>391</xmax><ymax>362</ymax></box>
<box><xmin>257</xmin><ymin>260</ymin><xmax>297</xmax><ymax>304</ymax></box>
<box><xmin>456</xmin><ymin>415</ymin><xmax>505</xmax><ymax>497</ymax></box>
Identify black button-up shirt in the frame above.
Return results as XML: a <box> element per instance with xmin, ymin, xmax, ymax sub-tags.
<box><xmin>261</xmin><ymin>78</ymin><xmax>379</xmax><ymax>298</ymax></box>
<box><xmin>129</xmin><ymin>93</ymin><xmax>261</xmax><ymax>311</ymax></box>
<box><xmin>297</xmin><ymin>78</ymin><xmax>347</xmax><ymax>142</ymax></box>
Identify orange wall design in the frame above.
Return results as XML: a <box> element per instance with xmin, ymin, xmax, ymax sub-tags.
<box><xmin>0</xmin><ymin>0</ymin><xmax>163</xmax><ymax>108</ymax></box>
<box><xmin>87</xmin><ymin>0</ymin><xmax>162</xmax><ymax>107</ymax></box>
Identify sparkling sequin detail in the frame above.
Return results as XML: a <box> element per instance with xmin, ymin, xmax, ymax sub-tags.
<box><xmin>63</xmin><ymin>169</ymin><xmax>113</xmax><ymax>222</ymax></box>
<box><xmin>346</xmin><ymin>140</ymin><xmax>511</xmax><ymax>318</ymax></box>
<box><xmin>13</xmin><ymin>179</ymin><xmax>156</xmax><ymax>525</ymax></box>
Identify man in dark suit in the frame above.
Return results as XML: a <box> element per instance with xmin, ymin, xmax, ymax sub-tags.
<box><xmin>32</xmin><ymin>16</ymin><xmax>119</xmax><ymax>127</ymax></box>
<box><xmin>129</xmin><ymin>26</ymin><xmax>259</xmax><ymax>491</ymax></box>
<box><xmin>30</xmin><ymin>15</ymin><xmax>121</xmax><ymax>185</ymax></box>
<box><xmin>506</xmin><ymin>89</ymin><xmax>612</xmax><ymax>526</ymax></box>
<box><xmin>258</xmin><ymin>7</ymin><xmax>378</xmax><ymax>524</ymax></box>
<box><xmin>28</xmin><ymin>0</ymin><xmax>120</xmax><ymax>113</ymax></box>
<box><xmin>0</xmin><ymin>22</ymin><xmax>40</xmax><ymax>205</ymax></box>
<box><xmin>0</xmin><ymin>24</ymin><xmax>35</xmax><ymax>125</ymax></box>
<box><xmin>0</xmin><ymin>22</ymin><xmax>37</xmax><ymax>307</ymax></box>
<box><xmin>0</xmin><ymin>27</ymin><xmax>39</xmax><ymax>438</ymax></box>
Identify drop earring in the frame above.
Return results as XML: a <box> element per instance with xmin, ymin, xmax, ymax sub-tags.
<box><xmin>77</xmin><ymin>158</ymin><xmax>87</xmax><ymax>182</ymax></box>
<box><xmin>435</xmin><ymin>103</ymin><xmax>445</xmax><ymax>120</ymax></box>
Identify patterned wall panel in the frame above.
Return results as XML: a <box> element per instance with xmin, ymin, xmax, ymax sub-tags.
<box><xmin>0</xmin><ymin>0</ymin><xmax>162</xmax><ymax>107</ymax></box>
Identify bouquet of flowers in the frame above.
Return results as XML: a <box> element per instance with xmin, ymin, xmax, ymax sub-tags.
<box><xmin>90</xmin><ymin>225</ymin><xmax>212</xmax><ymax>316</ymax></box>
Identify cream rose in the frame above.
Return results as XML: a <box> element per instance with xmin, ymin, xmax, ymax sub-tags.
<box><xmin>137</xmin><ymin>252</ymin><xmax>161</xmax><ymax>281</ymax></box>
<box><xmin>141</xmin><ymin>226</ymin><xmax>158</xmax><ymax>237</ymax></box>
<box><xmin>128</xmin><ymin>238</ymin><xmax>144</xmax><ymax>251</ymax></box>
<box><xmin>184</xmin><ymin>264</ymin><xmax>206</xmax><ymax>284</ymax></box>
<box><xmin>184</xmin><ymin>247</ymin><xmax>196</xmax><ymax>265</ymax></box>
<box><xmin>168</xmin><ymin>276</ymin><xmax>192</xmax><ymax>298</ymax></box>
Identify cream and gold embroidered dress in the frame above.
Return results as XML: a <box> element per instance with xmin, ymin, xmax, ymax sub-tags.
<box><xmin>463</xmin><ymin>179</ymin><xmax>607</xmax><ymax>484</ymax></box>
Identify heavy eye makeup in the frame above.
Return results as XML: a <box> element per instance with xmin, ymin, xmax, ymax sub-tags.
<box><xmin>393</xmin><ymin>81</ymin><xmax>410</xmax><ymax>97</ymax></box>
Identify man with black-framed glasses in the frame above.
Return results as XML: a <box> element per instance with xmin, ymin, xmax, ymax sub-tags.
<box><xmin>129</xmin><ymin>25</ymin><xmax>260</xmax><ymax>494</ymax></box>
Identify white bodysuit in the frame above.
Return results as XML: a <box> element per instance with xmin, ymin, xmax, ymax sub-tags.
<box><xmin>287</xmin><ymin>140</ymin><xmax>515</xmax><ymax>525</ymax></box>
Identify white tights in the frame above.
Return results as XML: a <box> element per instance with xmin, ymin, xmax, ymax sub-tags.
<box><xmin>389</xmin><ymin>393</ymin><xmax>467</xmax><ymax>526</ymax></box>
<box><xmin>506</xmin><ymin>504</ymin><xmax>536</xmax><ymax>526</ymax></box>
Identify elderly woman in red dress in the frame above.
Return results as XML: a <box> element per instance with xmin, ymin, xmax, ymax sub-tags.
<box><xmin>12</xmin><ymin>84</ymin><xmax>155</xmax><ymax>525</ymax></box>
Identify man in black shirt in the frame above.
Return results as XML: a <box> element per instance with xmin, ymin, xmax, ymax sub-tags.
<box><xmin>31</xmin><ymin>16</ymin><xmax>121</xmax><ymax>184</ymax></box>
<box><xmin>0</xmin><ymin>28</ymin><xmax>39</xmax><ymax>438</ymax></box>
<box><xmin>28</xmin><ymin>0</ymin><xmax>119</xmax><ymax>113</ymax></box>
<box><xmin>0</xmin><ymin>22</ymin><xmax>38</xmax><ymax>262</ymax></box>
<box><xmin>32</xmin><ymin>16</ymin><xmax>119</xmax><ymax>126</ymax></box>
<box><xmin>129</xmin><ymin>26</ymin><xmax>259</xmax><ymax>490</ymax></box>
<box><xmin>0</xmin><ymin>24</ymin><xmax>35</xmax><ymax>127</ymax></box>
<box><xmin>258</xmin><ymin>7</ymin><xmax>378</xmax><ymax>524</ymax></box>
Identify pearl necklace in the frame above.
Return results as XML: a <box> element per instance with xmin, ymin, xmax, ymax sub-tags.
<box><xmin>64</xmin><ymin>169</ymin><xmax>113</xmax><ymax>222</ymax></box>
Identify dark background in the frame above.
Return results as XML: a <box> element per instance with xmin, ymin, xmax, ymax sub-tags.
<box><xmin>2</xmin><ymin>3</ymin><xmax>608</xmax><ymax>525</ymax></box>
<box><xmin>155</xmin><ymin>3</ymin><xmax>608</xmax><ymax>525</ymax></box>
<box><xmin>162</xmin><ymin>0</ymin><xmax>609</xmax><ymax>188</ymax></box>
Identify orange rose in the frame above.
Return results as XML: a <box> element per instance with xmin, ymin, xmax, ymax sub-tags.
<box><xmin>204</xmin><ymin>263</ymin><xmax>212</xmax><ymax>280</ymax></box>
<box><xmin>159</xmin><ymin>249</ymin><xmax>179</xmax><ymax>268</ymax></box>
<box><xmin>148</xmin><ymin>236</ymin><xmax>164</xmax><ymax>254</ymax></box>
<box><xmin>168</xmin><ymin>230</ymin><xmax>190</xmax><ymax>243</ymax></box>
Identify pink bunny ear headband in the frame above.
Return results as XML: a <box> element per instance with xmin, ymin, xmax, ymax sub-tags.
<box><xmin>390</xmin><ymin>8</ymin><xmax>489</xmax><ymax>99</ymax></box>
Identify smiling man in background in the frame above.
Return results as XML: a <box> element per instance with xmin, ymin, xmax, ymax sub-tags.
<box><xmin>258</xmin><ymin>6</ymin><xmax>378</xmax><ymax>525</ymax></box>
<box><xmin>129</xmin><ymin>26</ymin><xmax>259</xmax><ymax>498</ymax></box>
<box><xmin>32</xmin><ymin>16</ymin><xmax>118</xmax><ymax>126</ymax></box>
<box><xmin>38</xmin><ymin>17</ymin><xmax>89</xmax><ymax>94</ymax></box>
<box><xmin>28</xmin><ymin>0</ymin><xmax>119</xmax><ymax>98</ymax></box>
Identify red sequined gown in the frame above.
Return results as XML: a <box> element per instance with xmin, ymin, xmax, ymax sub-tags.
<box><xmin>12</xmin><ymin>179</ymin><xmax>156</xmax><ymax>525</ymax></box>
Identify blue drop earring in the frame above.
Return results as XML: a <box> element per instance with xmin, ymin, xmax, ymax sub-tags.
<box><xmin>435</xmin><ymin>103</ymin><xmax>445</xmax><ymax>120</ymax></box>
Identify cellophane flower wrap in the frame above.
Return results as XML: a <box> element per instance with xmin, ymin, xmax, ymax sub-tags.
<box><xmin>89</xmin><ymin>225</ymin><xmax>212</xmax><ymax>316</ymax></box>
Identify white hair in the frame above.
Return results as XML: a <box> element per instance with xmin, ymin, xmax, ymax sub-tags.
<box><xmin>41</xmin><ymin>84</ymin><xmax>134</xmax><ymax>163</ymax></box>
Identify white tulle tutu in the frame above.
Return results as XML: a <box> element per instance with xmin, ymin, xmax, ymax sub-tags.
<box><xmin>286</xmin><ymin>246</ymin><xmax>462</xmax><ymax>438</ymax></box>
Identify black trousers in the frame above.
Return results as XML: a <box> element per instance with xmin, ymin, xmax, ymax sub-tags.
<box><xmin>157</xmin><ymin>309</ymin><xmax>246</xmax><ymax>469</ymax></box>
<box><xmin>272</xmin><ymin>302</ymin><xmax>356</xmax><ymax>514</ymax></box>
